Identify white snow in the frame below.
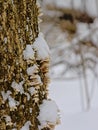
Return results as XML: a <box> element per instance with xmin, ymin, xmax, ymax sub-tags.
<box><xmin>27</xmin><ymin>65</ymin><xmax>38</xmax><ymax>76</ymax></box>
<box><xmin>23</xmin><ymin>45</ymin><xmax>35</xmax><ymax>60</ymax></box>
<box><xmin>76</xmin><ymin>23</ymin><xmax>89</xmax><ymax>35</ymax></box>
<box><xmin>4</xmin><ymin>115</ymin><xmax>11</xmax><ymax>124</ymax></box>
<box><xmin>38</xmin><ymin>99</ymin><xmax>59</xmax><ymax>129</ymax></box>
<box><xmin>72</xmin><ymin>0</ymin><xmax>83</xmax><ymax>11</ymax></box>
<box><xmin>28</xmin><ymin>87</ymin><xmax>35</xmax><ymax>96</ymax></box>
<box><xmin>91</xmin><ymin>18</ymin><xmax>98</xmax><ymax>29</ymax></box>
<box><xmin>1</xmin><ymin>91</ymin><xmax>12</xmax><ymax>101</ymax></box>
<box><xmin>32</xmin><ymin>33</ymin><xmax>50</xmax><ymax>60</ymax></box>
<box><xmin>55</xmin><ymin>108</ymin><xmax>98</xmax><ymax>130</ymax></box>
<box><xmin>56</xmin><ymin>0</ymin><xmax>72</xmax><ymax>8</ymax></box>
<box><xmin>43</xmin><ymin>0</ymin><xmax>98</xmax><ymax>17</ymax></box>
<box><xmin>23</xmin><ymin>33</ymin><xmax>50</xmax><ymax>61</ymax></box>
<box><xmin>85</xmin><ymin>0</ymin><xmax>98</xmax><ymax>17</ymax></box>
<box><xmin>1</xmin><ymin>90</ymin><xmax>19</xmax><ymax>108</ymax></box>
<box><xmin>49</xmin><ymin>78</ymin><xmax>98</xmax><ymax>130</ymax></box>
<box><xmin>8</xmin><ymin>96</ymin><xmax>19</xmax><ymax>108</ymax></box>
<box><xmin>20</xmin><ymin>121</ymin><xmax>31</xmax><ymax>130</ymax></box>
<box><xmin>90</xmin><ymin>18</ymin><xmax>98</xmax><ymax>46</ymax></box>
<box><xmin>11</xmin><ymin>81</ymin><xmax>24</xmax><ymax>94</ymax></box>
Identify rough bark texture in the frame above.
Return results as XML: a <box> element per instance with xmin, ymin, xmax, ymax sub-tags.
<box><xmin>0</xmin><ymin>0</ymin><xmax>50</xmax><ymax>129</ymax></box>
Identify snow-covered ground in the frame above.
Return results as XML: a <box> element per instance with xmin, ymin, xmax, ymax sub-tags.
<box><xmin>55</xmin><ymin>108</ymin><xmax>98</xmax><ymax>130</ymax></box>
<box><xmin>49</xmin><ymin>79</ymin><xmax>98</xmax><ymax>130</ymax></box>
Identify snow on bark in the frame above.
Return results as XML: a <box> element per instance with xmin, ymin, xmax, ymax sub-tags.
<box><xmin>1</xmin><ymin>91</ymin><xmax>12</xmax><ymax>101</ymax></box>
<box><xmin>8</xmin><ymin>96</ymin><xmax>19</xmax><ymax>109</ymax></box>
<box><xmin>4</xmin><ymin>115</ymin><xmax>12</xmax><ymax>125</ymax></box>
<box><xmin>23</xmin><ymin>45</ymin><xmax>35</xmax><ymax>60</ymax></box>
<box><xmin>11</xmin><ymin>81</ymin><xmax>24</xmax><ymax>94</ymax></box>
<box><xmin>20</xmin><ymin>121</ymin><xmax>31</xmax><ymax>130</ymax></box>
<box><xmin>27</xmin><ymin>65</ymin><xmax>39</xmax><ymax>76</ymax></box>
<box><xmin>38</xmin><ymin>99</ymin><xmax>60</xmax><ymax>130</ymax></box>
<box><xmin>32</xmin><ymin>32</ymin><xmax>50</xmax><ymax>60</ymax></box>
<box><xmin>1</xmin><ymin>90</ymin><xmax>19</xmax><ymax>109</ymax></box>
<box><xmin>28</xmin><ymin>87</ymin><xmax>35</xmax><ymax>96</ymax></box>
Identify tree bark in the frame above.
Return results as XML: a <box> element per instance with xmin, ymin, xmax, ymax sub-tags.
<box><xmin>0</xmin><ymin>0</ymin><xmax>50</xmax><ymax>129</ymax></box>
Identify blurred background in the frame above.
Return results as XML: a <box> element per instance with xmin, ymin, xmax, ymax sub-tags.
<box><xmin>39</xmin><ymin>0</ymin><xmax>98</xmax><ymax>130</ymax></box>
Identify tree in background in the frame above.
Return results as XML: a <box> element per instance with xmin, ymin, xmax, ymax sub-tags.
<box><xmin>0</xmin><ymin>0</ymin><xmax>59</xmax><ymax>130</ymax></box>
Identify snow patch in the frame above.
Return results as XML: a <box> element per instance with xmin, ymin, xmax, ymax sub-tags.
<box><xmin>20</xmin><ymin>121</ymin><xmax>31</xmax><ymax>130</ymax></box>
<box><xmin>38</xmin><ymin>100</ymin><xmax>59</xmax><ymax>129</ymax></box>
<box><xmin>8</xmin><ymin>96</ymin><xmax>19</xmax><ymax>108</ymax></box>
<box><xmin>27</xmin><ymin>65</ymin><xmax>38</xmax><ymax>75</ymax></box>
<box><xmin>4</xmin><ymin>115</ymin><xmax>11</xmax><ymax>124</ymax></box>
<box><xmin>32</xmin><ymin>33</ymin><xmax>50</xmax><ymax>60</ymax></box>
<box><xmin>28</xmin><ymin>87</ymin><xmax>35</xmax><ymax>96</ymax></box>
<box><xmin>23</xmin><ymin>45</ymin><xmax>35</xmax><ymax>60</ymax></box>
<box><xmin>23</xmin><ymin>33</ymin><xmax>50</xmax><ymax>61</ymax></box>
<box><xmin>1</xmin><ymin>91</ymin><xmax>19</xmax><ymax>108</ymax></box>
<box><xmin>11</xmin><ymin>81</ymin><xmax>24</xmax><ymax>94</ymax></box>
<box><xmin>1</xmin><ymin>91</ymin><xmax>12</xmax><ymax>101</ymax></box>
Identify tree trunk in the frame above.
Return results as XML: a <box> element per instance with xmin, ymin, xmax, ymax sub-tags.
<box><xmin>0</xmin><ymin>0</ymin><xmax>56</xmax><ymax>130</ymax></box>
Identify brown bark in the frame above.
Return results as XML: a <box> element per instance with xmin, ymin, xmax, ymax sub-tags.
<box><xmin>0</xmin><ymin>0</ymin><xmax>50</xmax><ymax>129</ymax></box>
